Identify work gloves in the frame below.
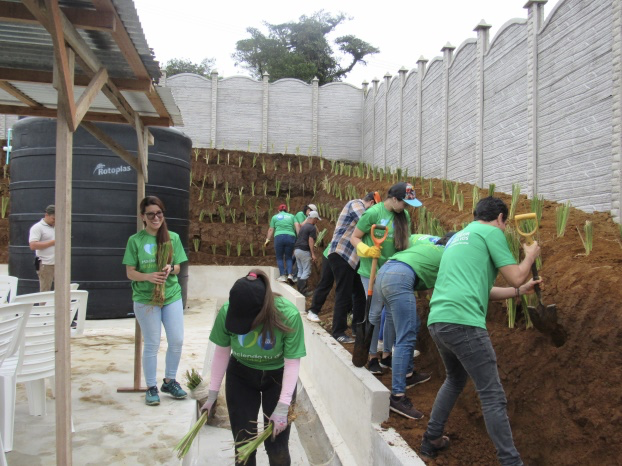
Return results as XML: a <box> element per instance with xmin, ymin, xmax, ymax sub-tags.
<box><xmin>199</xmin><ymin>389</ymin><xmax>219</xmax><ymax>416</ymax></box>
<box><xmin>264</xmin><ymin>239</ymin><xmax>270</xmax><ymax>247</ymax></box>
<box><xmin>269</xmin><ymin>402</ymin><xmax>289</xmax><ymax>439</ymax></box>
<box><xmin>356</xmin><ymin>242</ymin><xmax>381</xmax><ymax>259</ymax></box>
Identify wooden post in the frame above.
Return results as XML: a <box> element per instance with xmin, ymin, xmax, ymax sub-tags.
<box><xmin>53</xmin><ymin>44</ymin><xmax>74</xmax><ymax>466</ymax></box>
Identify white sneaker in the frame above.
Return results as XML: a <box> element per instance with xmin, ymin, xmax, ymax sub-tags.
<box><xmin>277</xmin><ymin>275</ymin><xmax>287</xmax><ymax>282</ymax></box>
<box><xmin>306</xmin><ymin>311</ymin><xmax>320</xmax><ymax>322</ymax></box>
<box><xmin>287</xmin><ymin>274</ymin><xmax>294</xmax><ymax>281</ymax></box>
<box><xmin>414</xmin><ymin>349</ymin><xmax>421</xmax><ymax>358</ymax></box>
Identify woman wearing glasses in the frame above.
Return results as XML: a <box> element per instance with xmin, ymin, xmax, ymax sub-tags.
<box><xmin>122</xmin><ymin>196</ymin><xmax>188</xmax><ymax>406</ymax></box>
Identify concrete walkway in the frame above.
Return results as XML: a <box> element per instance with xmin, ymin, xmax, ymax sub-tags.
<box><xmin>6</xmin><ymin>299</ymin><xmax>308</xmax><ymax>465</ymax></box>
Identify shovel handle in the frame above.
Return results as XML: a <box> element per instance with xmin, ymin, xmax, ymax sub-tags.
<box><xmin>514</xmin><ymin>213</ymin><xmax>538</xmax><ymax>245</ymax></box>
<box><xmin>531</xmin><ymin>262</ymin><xmax>543</xmax><ymax>303</ymax></box>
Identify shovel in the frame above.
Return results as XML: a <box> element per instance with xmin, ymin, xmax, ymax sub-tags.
<box><xmin>352</xmin><ymin>224</ymin><xmax>389</xmax><ymax>367</ymax></box>
<box><xmin>514</xmin><ymin>213</ymin><xmax>566</xmax><ymax>347</ymax></box>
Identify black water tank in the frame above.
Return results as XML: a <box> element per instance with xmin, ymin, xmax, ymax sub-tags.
<box><xmin>9</xmin><ymin>118</ymin><xmax>191</xmax><ymax>318</ymax></box>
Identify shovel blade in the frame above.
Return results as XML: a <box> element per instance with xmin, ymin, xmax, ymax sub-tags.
<box><xmin>528</xmin><ymin>304</ymin><xmax>567</xmax><ymax>347</ymax></box>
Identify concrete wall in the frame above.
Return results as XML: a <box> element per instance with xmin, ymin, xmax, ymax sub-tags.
<box><xmin>188</xmin><ymin>265</ymin><xmax>417</xmax><ymax>465</ymax></box>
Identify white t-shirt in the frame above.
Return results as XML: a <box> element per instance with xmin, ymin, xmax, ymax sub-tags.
<box><xmin>29</xmin><ymin>219</ymin><xmax>55</xmax><ymax>265</ymax></box>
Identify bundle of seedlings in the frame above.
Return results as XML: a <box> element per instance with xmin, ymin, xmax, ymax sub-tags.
<box><xmin>235</xmin><ymin>404</ymin><xmax>297</xmax><ymax>465</ymax></box>
<box><xmin>173</xmin><ymin>369</ymin><xmax>213</xmax><ymax>459</ymax></box>
<box><xmin>151</xmin><ymin>241</ymin><xmax>172</xmax><ymax>306</ymax></box>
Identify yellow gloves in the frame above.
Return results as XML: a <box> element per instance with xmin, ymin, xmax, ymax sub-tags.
<box><xmin>356</xmin><ymin>242</ymin><xmax>381</xmax><ymax>258</ymax></box>
<box><xmin>264</xmin><ymin>239</ymin><xmax>270</xmax><ymax>247</ymax></box>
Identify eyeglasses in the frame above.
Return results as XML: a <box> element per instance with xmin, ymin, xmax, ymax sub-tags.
<box><xmin>144</xmin><ymin>211</ymin><xmax>164</xmax><ymax>220</ymax></box>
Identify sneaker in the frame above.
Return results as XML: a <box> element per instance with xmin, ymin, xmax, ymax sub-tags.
<box><xmin>406</xmin><ymin>371</ymin><xmax>431</xmax><ymax>388</ymax></box>
<box><xmin>292</xmin><ymin>276</ymin><xmax>298</xmax><ymax>283</ymax></box>
<box><xmin>390</xmin><ymin>395</ymin><xmax>424</xmax><ymax>420</ymax></box>
<box><xmin>161</xmin><ymin>379</ymin><xmax>187</xmax><ymax>399</ymax></box>
<box><xmin>306</xmin><ymin>311</ymin><xmax>321</xmax><ymax>322</ymax></box>
<box><xmin>287</xmin><ymin>274</ymin><xmax>294</xmax><ymax>282</ymax></box>
<box><xmin>414</xmin><ymin>349</ymin><xmax>421</xmax><ymax>358</ymax></box>
<box><xmin>367</xmin><ymin>358</ymin><xmax>383</xmax><ymax>375</ymax></box>
<box><xmin>145</xmin><ymin>386</ymin><xmax>160</xmax><ymax>406</ymax></box>
<box><xmin>379</xmin><ymin>355</ymin><xmax>392</xmax><ymax>370</ymax></box>
<box><xmin>420</xmin><ymin>433</ymin><xmax>450</xmax><ymax>458</ymax></box>
<box><xmin>336</xmin><ymin>335</ymin><xmax>355</xmax><ymax>344</ymax></box>
<box><xmin>277</xmin><ymin>275</ymin><xmax>287</xmax><ymax>282</ymax></box>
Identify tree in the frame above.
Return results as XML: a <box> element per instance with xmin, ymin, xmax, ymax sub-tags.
<box><xmin>161</xmin><ymin>58</ymin><xmax>215</xmax><ymax>78</ymax></box>
<box><xmin>233</xmin><ymin>11</ymin><xmax>379</xmax><ymax>85</ymax></box>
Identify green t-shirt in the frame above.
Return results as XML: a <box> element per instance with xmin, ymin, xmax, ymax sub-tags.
<box><xmin>390</xmin><ymin>235</ymin><xmax>445</xmax><ymax>290</ymax></box>
<box><xmin>270</xmin><ymin>212</ymin><xmax>297</xmax><ymax>237</ymax></box>
<box><xmin>428</xmin><ymin>222</ymin><xmax>517</xmax><ymax>329</ymax></box>
<box><xmin>294</xmin><ymin>211</ymin><xmax>306</xmax><ymax>224</ymax></box>
<box><xmin>209</xmin><ymin>296</ymin><xmax>307</xmax><ymax>370</ymax></box>
<box><xmin>355</xmin><ymin>202</ymin><xmax>411</xmax><ymax>278</ymax></box>
<box><xmin>122</xmin><ymin>229</ymin><xmax>188</xmax><ymax>305</ymax></box>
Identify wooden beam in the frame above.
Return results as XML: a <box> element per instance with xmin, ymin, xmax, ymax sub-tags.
<box><xmin>0</xmin><ymin>1</ymin><xmax>115</xmax><ymax>32</ymax></box>
<box><xmin>74</xmin><ymin>67</ymin><xmax>108</xmax><ymax>125</ymax></box>
<box><xmin>0</xmin><ymin>68</ymin><xmax>152</xmax><ymax>92</ymax></box>
<box><xmin>81</xmin><ymin>121</ymin><xmax>140</xmax><ymax>171</ymax></box>
<box><xmin>135</xmin><ymin>113</ymin><xmax>149</xmax><ymax>183</ymax></box>
<box><xmin>46</xmin><ymin>0</ymin><xmax>78</xmax><ymax>131</ymax></box>
<box><xmin>91</xmin><ymin>0</ymin><xmax>150</xmax><ymax>80</ymax></box>
<box><xmin>0</xmin><ymin>81</ymin><xmax>43</xmax><ymax>107</ymax></box>
<box><xmin>145</xmin><ymin>83</ymin><xmax>171</xmax><ymax>120</ymax></box>
<box><xmin>0</xmin><ymin>104</ymin><xmax>172</xmax><ymax>126</ymax></box>
<box><xmin>53</xmin><ymin>45</ymin><xmax>74</xmax><ymax>466</ymax></box>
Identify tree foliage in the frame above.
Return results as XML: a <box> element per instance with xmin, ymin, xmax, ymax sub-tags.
<box><xmin>233</xmin><ymin>11</ymin><xmax>379</xmax><ymax>85</ymax></box>
<box><xmin>162</xmin><ymin>58</ymin><xmax>215</xmax><ymax>78</ymax></box>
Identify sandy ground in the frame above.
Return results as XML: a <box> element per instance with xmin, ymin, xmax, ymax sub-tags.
<box><xmin>5</xmin><ymin>299</ymin><xmax>308</xmax><ymax>465</ymax></box>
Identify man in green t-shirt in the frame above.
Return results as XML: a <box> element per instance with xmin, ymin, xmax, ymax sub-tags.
<box><xmin>421</xmin><ymin>197</ymin><xmax>540</xmax><ymax>464</ymax></box>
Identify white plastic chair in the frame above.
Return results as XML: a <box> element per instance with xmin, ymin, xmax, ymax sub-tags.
<box><xmin>0</xmin><ymin>276</ymin><xmax>18</xmax><ymax>305</ymax></box>
<box><xmin>13</xmin><ymin>289</ymin><xmax>89</xmax><ymax>337</ymax></box>
<box><xmin>0</xmin><ymin>302</ymin><xmax>34</xmax><ymax>453</ymax></box>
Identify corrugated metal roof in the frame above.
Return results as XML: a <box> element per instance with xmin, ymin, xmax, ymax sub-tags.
<box><xmin>0</xmin><ymin>0</ymin><xmax>182</xmax><ymax>126</ymax></box>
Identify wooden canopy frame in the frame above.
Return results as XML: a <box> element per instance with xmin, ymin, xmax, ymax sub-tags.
<box><xmin>0</xmin><ymin>1</ymin><xmax>180</xmax><ymax>463</ymax></box>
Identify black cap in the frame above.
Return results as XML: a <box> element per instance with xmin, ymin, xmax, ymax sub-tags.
<box><xmin>387</xmin><ymin>182</ymin><xmax>422</xmax><ymax>207</ymax></box>
<box><xmin>225</xmin><ymin>275</ymin><xmax>266</xmax><ymax>334</ymax></box>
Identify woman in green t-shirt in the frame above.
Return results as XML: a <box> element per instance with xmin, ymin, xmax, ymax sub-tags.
<box><xmin>201</xmin><ymin>269</ymin><xmax>306</xmax><ymax>465</ymax></box>
<box><xmin>122</xmin><ymin>196</ymin><xmax>188</xmax><ymax>406</ymax></box>
<box><xmin>350</xmin><ymin>182</ymin><xmax>421</xmax><ymax>374</ymax></box>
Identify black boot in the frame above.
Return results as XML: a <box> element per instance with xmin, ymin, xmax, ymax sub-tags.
<box><xmin>297</xmin><ymin>279</ymin><xmax>307</xmax><ymax>294</ymax></box>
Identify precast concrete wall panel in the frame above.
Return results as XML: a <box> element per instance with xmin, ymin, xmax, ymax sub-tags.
<box><xmin>268</xmin><ymin>79</ymin><xmax>312</xmax><ymax>154</ymax></box>
<box><xmin>482</xmin><ymin>22</ymin><xmax>529</xmax><ymax>193</ymax></box>
<box><xmin>385</xmin><ymin>78</ymin><xmax>401</xmax><ymax>169</ymax></box>
<box><xmin>420</xmin><ymin>60</ymin><xmax>444</xmax><ymax>178</ymax></box>
<box><xmin>537</xmin><ymin>0</ymin><xmax>612</xmax><ymax>212</ymax></box>
<box><xmin>167</xmin><ymin>74</ymin><xmax>212</xmax><ymax>148</ymax></box>
<box><xmin>447</xmin><ymin>41</ymin><xmax>477</xmax><ymax>184</ymax></box>
<box><xmin>402</xmin><ymin>71</ymin><xmax>419</xmax><ymax>176</ymax></box>
<box><xmin>374</xmin><ymin>85</ymin><xmax>386</xmax><ymax>168</ymax></box>
<box><xmin>217</xmin><ymin>77</ymin><xmax>263</xmax><ymax>151</ymax></box>
<box><xmin>318</xmin><ymin>83</ymin><xmax>363</xmax><ymax>161</ymax></box>
<box><xmin>362</xmin><ymin>91</ymin><xmax>375</xmax><ymax>165</ymax></box>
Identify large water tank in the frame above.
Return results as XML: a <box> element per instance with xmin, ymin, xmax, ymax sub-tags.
<box><xmin>9</xmin><ymin>117</ymin><xmax>191</xmax><ymax>318</ymax></box>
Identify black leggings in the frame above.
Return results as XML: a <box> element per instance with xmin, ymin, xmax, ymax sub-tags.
<box><xmin>226</xmin><ymin>356</ymin><xmax>294</xmax><ymax>466</ymax></box>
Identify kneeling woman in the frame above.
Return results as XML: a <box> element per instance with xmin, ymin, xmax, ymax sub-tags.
<box><xmin>201</xmin><ymin>269</ymin><xmax>306</xmax><ymax>465</ymax></box>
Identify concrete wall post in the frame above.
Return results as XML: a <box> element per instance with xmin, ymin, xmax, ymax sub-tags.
<box><xmin>383</xmin><ymin>72</ymin><xmax>392</xmax><ymax>170</ymax></box>
<box><xmin>262</xmin><ymin>71</ymin><xmax>269</xmax><ymax>153</ymax></box>
<box><xmin>524</xmin><ymin>1</ymin><xmax>547</xmax><ymax>197</ymax></box>
<box><xmin>416</xmin><ymin>57</ymin><xmax>428</xmax><ymax>177</ymax></box>
<box><xmin>611</xmin><ymin>0</ymin><xmax>622</xmax><ymax>223</ymax></box>
<box><xmin>474</xmin><ymin>20</ymin><xmax>491</xmax><ymax>188</ymax></box>
<box><xmin>372</xmin><ymin>77</ymin><xmax>379</xmax><ymax>167</ymax></box>
<box><xmin>441</xmin><ymin>43</ymin><xmax>456</xmax><ymax>179</ymax></box>
<box><xmin>210</xmin><ymin>70</ymin><xmax>218</xmax><ymax>148</ymax></box>
<box><xmin>312</xmin><ymin>76</ymin><xmax>319</xmax><ymax>156</ymax></box>
<box><xmin>361</xmin><ymin>80</ymin><xmax>369</xmax><ymax>163</ymax></box>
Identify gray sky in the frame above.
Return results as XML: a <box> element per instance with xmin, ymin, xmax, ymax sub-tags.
<box><xmin>134</xmin><ymin>0</ymin><xmax>562</xmax><ymax>86</ymax></box>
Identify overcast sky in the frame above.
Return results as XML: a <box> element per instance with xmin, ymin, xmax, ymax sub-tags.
<box><xmin>133</xmin><ymin>0</ymin><xmax>562</xmax><ymax>86</ymax></box>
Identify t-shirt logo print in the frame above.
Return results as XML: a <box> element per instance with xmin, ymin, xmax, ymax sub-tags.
<box><xmin>144</xmin><ymin>244</ymin><xmax>156</xmax><ymax>255</ymax></box>
<box><xmin>238</xmin><ymin>331</ymin><xmax>276</xmax><ymax>350</ymax></box>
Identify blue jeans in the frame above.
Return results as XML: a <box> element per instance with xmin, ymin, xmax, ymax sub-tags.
<box><xmin>134</xmin><ymin>299</ymin><xmax>184</xmax><ymax>388</ymax></box>
<box><xmin>375</xmin><ymin>261</ymin><xmax>418</xmax><ymax>395</ymax></box>
<box><xmin>274</xmin><ymin>234</ymin><xmax>295</xmax><ymax>276</ymax></box>
<box><xmin>361</xmin><ymin>275</ymin><xmax>395</xmax><ymax>356</ymax></box>
<box><xmin>293</xmin><ymin>249</ymin><xmax>312</xmax><ymax>280</ymax></box>
<box><xmin>427</xmin><ymin>323</ymin><xmax>522</xmax><ymax>466</ymax></box>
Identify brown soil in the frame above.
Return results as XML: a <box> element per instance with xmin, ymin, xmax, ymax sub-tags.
<box><xmin>3</xmin><ymin>145</ymin><xmax>621</xmax><ymax>464</ymax></box>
